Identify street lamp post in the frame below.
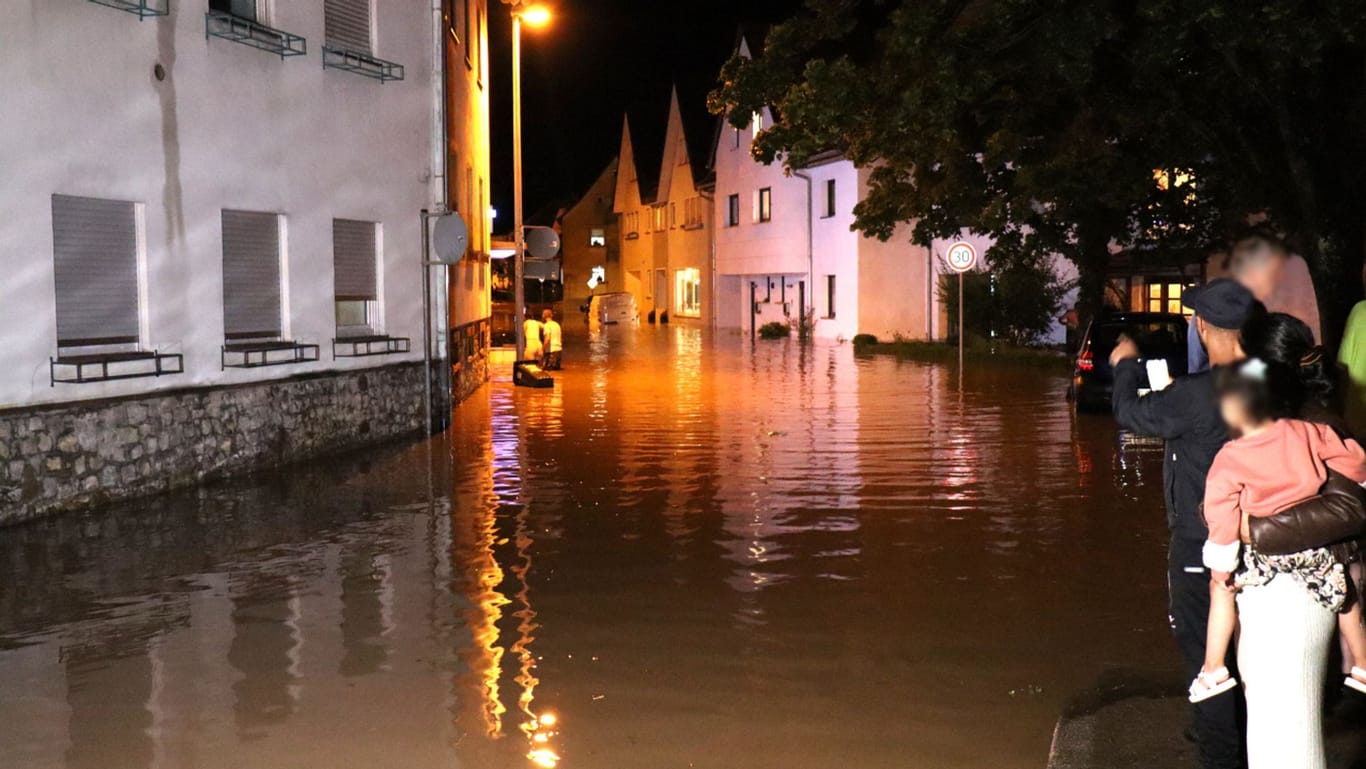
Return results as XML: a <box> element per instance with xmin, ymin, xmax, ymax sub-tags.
<box><xmin>505</xmin><ymin>1</ymin><xmax>550</xmax><ymax>362</ymax></box>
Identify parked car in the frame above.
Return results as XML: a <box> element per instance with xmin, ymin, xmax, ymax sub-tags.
<box><xmin>589</xmin><ymin>292</ymin><xmax>638</xmax><ymax>326</ymax></box>
<box><xmin>1072</xmin><ymin>311</ymin><xmax>1190</xmax><ymax>412</ymax></box>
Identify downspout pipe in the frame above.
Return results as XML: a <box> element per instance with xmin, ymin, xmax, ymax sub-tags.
<box><xmin>792</xmin><ymin>169</ymin><xmax>813</xmax><ymax>340</ymax></box>
<box><xmin>700</xmin><ymin>188</ymin><xmax>716</xmax><ymax>328</ymax></box>
<box><xmin>422</xmin><ymin>0</ymin><xmax>451</xmax><ymax>435</ymax></box>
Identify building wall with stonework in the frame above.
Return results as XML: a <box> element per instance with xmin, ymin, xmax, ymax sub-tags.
<box><xmin>0</xmin><ymin>363</ymin><xmax>424</xmax><ymax>526</ymax></box>
<box><xmin>0</xmin><ymin>2</ymin><xmax>491</xmax><ymax>523</ymax></box>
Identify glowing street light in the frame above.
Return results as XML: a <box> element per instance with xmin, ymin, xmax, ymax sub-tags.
<box><xmin>519</xmin><ymin>5</ymin><xmax>551</xmax><ymax>26</ymax></box>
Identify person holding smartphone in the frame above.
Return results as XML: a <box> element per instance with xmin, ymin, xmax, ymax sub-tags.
<box><xmin>1111</xmin><ymin>278</ymin><xmax>1261</xmax><ymax>769</ymax></box>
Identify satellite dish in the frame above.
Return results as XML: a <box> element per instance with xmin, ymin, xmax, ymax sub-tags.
<box><xmin>432</xmin><ymin>213</ymin><xmax>469</xmax><ymax>264</ymax></box>
<box><xmin>524</xmin><ymin>226</ymin><xmax>561</xmax><ymax>260</ymax></box>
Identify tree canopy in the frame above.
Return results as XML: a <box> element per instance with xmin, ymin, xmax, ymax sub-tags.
<box><xmin>709</xmin><ymin>0</ymin><xmax>1366</xmax><ymax>322</ymax></box>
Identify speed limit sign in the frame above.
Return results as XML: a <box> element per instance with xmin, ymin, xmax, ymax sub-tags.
<box><xmin>947</xmin><ymin>241</ymin><xmax>977</xmax><ymax>273</ymax></box>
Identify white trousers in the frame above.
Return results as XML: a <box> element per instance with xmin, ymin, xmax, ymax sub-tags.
<box><xmin>1238</xmin><ymin>577</ymin><xmax>1336</xmax><ymax>769</ymax></box>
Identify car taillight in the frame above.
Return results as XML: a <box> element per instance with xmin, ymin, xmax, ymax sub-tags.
<box><xmin>1077</xmin><ymin>348</ymin><xmax>1094</xmax><ymax>372</ymax></box>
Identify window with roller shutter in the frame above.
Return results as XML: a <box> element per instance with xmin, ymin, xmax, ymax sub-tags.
<box><xmin>325</xmin><ymin>0</ymin><xmax>372</xmax><ymax>55</ymax></box>
<box><xmin>220</xmin><ymin>210</ymin><xmax>283</xmax><ymax>340</ymax></box>
<box><xmin>51</xmin><ymin>194</ymin><xmax>142</xmax><ymax>348</ymax></box>
<box><xmin>333</xmin><ymin>219</ymin><xmax>379</xmax><ymax>337</ymax></box>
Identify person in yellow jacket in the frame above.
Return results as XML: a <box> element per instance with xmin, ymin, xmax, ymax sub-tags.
<box><xmin>1339</xmin><ymin>299</ymin><xmax>1366</xmax><ymax>437</ymax></box>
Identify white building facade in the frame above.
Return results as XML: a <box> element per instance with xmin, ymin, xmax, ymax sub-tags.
<box><xmin>712</xmin><ymin>36</ymin><xmax>1077</xmax><ymax>345</ymax></box>
<box><xmin>0</xmin><ymin>0</ymin><xmax>490</xmax><ymax>523</ymax></box>
<box><xmin>712</xmin><ymin>115</ymin><xmax>941</xmax><ymax>341</ymax></box>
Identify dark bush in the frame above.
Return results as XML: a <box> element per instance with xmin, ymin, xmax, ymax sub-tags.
<box><xmin>852</xmin><ymin>333</ymin><xmax>879</xmax><ymax>347</ymax></box>
<box><xmin>758</xmin><ymin>321</ymin><xmax>791</xmax><ymax>339</ymax></box>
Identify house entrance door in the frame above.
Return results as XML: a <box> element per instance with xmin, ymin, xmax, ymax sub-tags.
<box><xmin>655</xmin><ymin>269</ymin><xmax>667</xmax><ymax>314</ymax></box>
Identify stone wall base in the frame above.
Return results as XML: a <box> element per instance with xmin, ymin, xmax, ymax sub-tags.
<box><xmin>0</xmin><ymin>362</ymin><xmax>428</xmax><ymax>526</ymax></box>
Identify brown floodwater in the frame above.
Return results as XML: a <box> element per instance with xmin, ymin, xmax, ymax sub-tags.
<box><xmin>0</xmin><ymin>326</ymin><xmax>1182</xmax><ymax>769</ymax></box>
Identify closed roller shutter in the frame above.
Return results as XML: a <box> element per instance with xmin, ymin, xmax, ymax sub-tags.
<box><xmin>51</xmin><ymin>194</ymin><xmax>140</xmax><ymax>347</ymax></box>
<box><xmin>221</xmin><ymin>210</ymin><xmax>282</xmax><ymax>339</ymax></box>
<box><xmin>333</xmin><ymin>219</ymin><xmax>378</xmax><ymax>301</ymax></box>
<box><xmin>325</xmin><ymin>0</ymin><xmax>371</xmax><ymax>54</ymax></box>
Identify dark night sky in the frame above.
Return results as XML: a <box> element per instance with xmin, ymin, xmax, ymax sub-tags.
<box><xmin>487</xmin><ymin>0</ymin><xmax>805</xmax><ymax>230</ymax></box>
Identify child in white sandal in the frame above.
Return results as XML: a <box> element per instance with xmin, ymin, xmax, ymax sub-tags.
<box><xmin>1192</xmin><ymin>358</ymin><xmax>1366</xmax><ymax>703</ymax></box>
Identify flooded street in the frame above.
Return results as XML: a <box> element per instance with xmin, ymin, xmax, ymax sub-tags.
<box><xmin>0</xmin><ymin>326</ymin><xmax>1181</xmax><ymax>769</ymax></box>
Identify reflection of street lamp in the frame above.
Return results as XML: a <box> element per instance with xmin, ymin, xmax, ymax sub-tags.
<box><xmin>504</xmin><ymin>1</ymin><xmax>552</xmax><ymax>361</ymax></box>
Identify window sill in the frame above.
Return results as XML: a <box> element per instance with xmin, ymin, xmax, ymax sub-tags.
<box><xmin>50</xmin><ymin>349</ymin><xmax>184</xmax><ymax>385</ymax></box>
<box><xmin>332</xmin><ymin>334</ymin><xmax>412</xmax><ymax>358</ymax></box>
<box><xmin>322</xmin><ymin>47</ymin><xmax>405</xmax><ymax>82</ymax></box>
<box><xmin>681</xmin><ymin>223</ymin><xmax>705</xmax><ymax>231</ymax></box>
<box><xmin>221</xmin><ymin>339</ymin><xmax>321</xmax><ymax>369</ymax></box>
<box><xmin>624</xmin><ymin>232</ymin><xmax>639</xmax><ymax>240</ymax></box>
<box><xmin>205</xmin><ymin>11</ymin><xmax>306</xmax><ymax>58</ymax></box>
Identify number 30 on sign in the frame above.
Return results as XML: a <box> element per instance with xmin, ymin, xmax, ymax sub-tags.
<box><xmin>947</xmin><ymin>241</ymin><xmax>977</xmax><ymax>273</ymax></box>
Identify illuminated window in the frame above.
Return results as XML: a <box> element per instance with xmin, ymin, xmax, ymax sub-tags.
<box><xmin>675</xmin><ymin>268</ymin><xmax>701</xmax><ymax>317</ymax></box>
<box><xmin>588</xmin><ymin>265</ymin><xmax>606</xmax><ymax>289</ymax></box>
<box><xmin>752</xmin><ymin>111</ymin><xmax>764</xmax><ymax>136</ymax></box>
<box><xmin>755</xmin><ymin>188</ymin><xmax>772</xmax><ymax>223</ymax></box>
<box><xmin>1146</xmin><ymin>282</ymin><xmax>1191</xmax><ymax>316</ymax></box>
<box><xmin>589</xmin><ymin>228</ymin><xmax>605</xmax><ymax>247</ymax></box>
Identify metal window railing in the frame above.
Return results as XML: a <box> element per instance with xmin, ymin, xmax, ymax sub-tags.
<box><xmin>205</xmin><ymin>11</ymin><xmax>307</xmax><ymax>59</ymax></box>
<box><xmin>88</xmin><ymin>0</ymin><xmax>168</xmax><ymax>19</ymax></box>
<box><xmin>322</xmin><ymin>47</ymin><xmax>405</xmax><ymax>82</ymax></box>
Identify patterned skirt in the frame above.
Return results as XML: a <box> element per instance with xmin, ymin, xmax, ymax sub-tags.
<box><xmin>1236</xmin><ymin>546</ymin><xmax>1349</xmax><ymax>614</ymax></box>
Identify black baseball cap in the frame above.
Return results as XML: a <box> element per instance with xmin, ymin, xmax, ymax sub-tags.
<box><xmin>1182</xmin><ymin>278</ymin><xmax>1259</xmax><ymax>330</ymax></box>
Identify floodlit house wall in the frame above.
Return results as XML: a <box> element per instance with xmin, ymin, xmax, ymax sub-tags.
<box><xmin>656</xmin><ymin>89</ymin><xmax>711</xmax><ymax>324</ymax></box>
<box><xmin>611</xmin><ymin>91</ymin><xmax>713</xmax><ymax>325</ymax></box>
<box><xmin>611</xmin><ymin>118</ymin><xmax>649</xmax><ymax>314</ymax></box>
<box><xmin>559</xmin><ymin>160</ymin><xmax>621</xmax><ymax>314</ymax></box>
<box><xmin>445</xmin><ymin>0</ymin><xmax>494</xmax><ymax>343</ymax></box>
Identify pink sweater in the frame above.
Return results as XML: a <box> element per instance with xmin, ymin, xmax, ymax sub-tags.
<box><xmin>1202</xmin><ymin>419</ymin><xmax>1366</xmax><ymax>570</ymax></box>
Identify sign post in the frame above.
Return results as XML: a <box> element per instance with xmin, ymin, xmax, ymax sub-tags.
<box><xmin>946</xmin><ymin>241</ymin><xmax>977</xmax><ymax>375</ymax></box>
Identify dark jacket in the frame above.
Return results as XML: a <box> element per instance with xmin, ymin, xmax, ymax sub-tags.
<box><xmin>1112</xmin><ymin>359</ymin><xmax>1229</xmax><ymax>541</ymax></box>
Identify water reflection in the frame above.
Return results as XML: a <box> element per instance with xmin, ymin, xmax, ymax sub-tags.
<box><xmin>228</xmin><ymin>571</ymin><xmax>302</xmax><ymax>733</ymax></box>
<box><xmin>0</xmin><ymin>327</ymin><xmax>1174</xmax><ymax>769</ymax></box>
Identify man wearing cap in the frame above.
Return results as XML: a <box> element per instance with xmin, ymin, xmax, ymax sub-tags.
<box><xmin>1111</xmin><ymin>277</ymin><xmax>1261</xmax><ymax>769</ymax></box>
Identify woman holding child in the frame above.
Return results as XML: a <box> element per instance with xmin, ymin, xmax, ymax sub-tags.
<box><xmin>1191</xmin><ymin>312</ymin><xmax>1366</xmax><ymax>769</ymax></box>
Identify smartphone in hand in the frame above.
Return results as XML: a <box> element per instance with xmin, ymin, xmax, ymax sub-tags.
<box><xmin>1145</xmin><ymin>359</ymin><xmax>1173</xmax><ymax>391</ymax></box>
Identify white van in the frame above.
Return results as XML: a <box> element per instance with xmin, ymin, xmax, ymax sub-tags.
<box><xmin>589</xmin><ymin>292</ymin><xmax>638</xmax><ymax>326</ymax></box>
